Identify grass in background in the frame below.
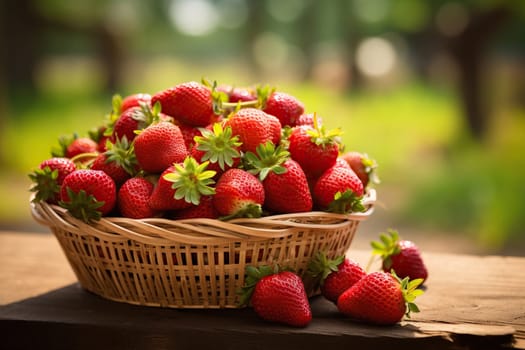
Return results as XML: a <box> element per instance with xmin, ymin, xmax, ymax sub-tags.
<box><xmin>3</xmin><ymin>57</ymin><xmax>524</xmax><ymax>254</ymax></box>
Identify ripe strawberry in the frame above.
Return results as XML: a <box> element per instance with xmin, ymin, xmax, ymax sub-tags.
<box><xmin>29</xmin><ymin>157</ymin><xmax>76</xmax><ymax>204</ymax></box>
<box><xmin>151</xmin><ymin>81</ymin><xmax>220</xmax><ymax>127</ymax></box>
<box><xmin>245</xmin><ymin>142</ymin><xmax>312</xmax><ymax>214</ymax></box>
<box><xmin>295</xmin><ymin>113</ymin><xmax>323</xmax><ymax>127</ymax></box>
<box><xmin>307</xmin><ymin>252</ymin><xmax>366</xmax><ymax>303</ymax></box>
<box><xmin>90</xmin><ymin>136</ymin><xmax>137</xmax><ymax>186</ymax></box>
<box><xmin>120</xmin><ymin>93</ymin><xmax>151</xmax><ymax>112</ymax></box>
<box><xmin>213</xmin><ymin>168</ymin><xmax>264</xmax><ymax>218</ymax></box>
<box><xmin>59</xmin><ymin>169</ymin><xmax>117</xmax><ymax>222</ymax></box>
<box><xmin>118</xmin><ymin>177</ymin><xmax>158</xmax><ymax>219</ymax></box>
<box><xmin>340</xmin><ymin>151</ymin><xmax>379</xmax><ymax>188</ymax></box>
<box><xmin>113</xmin><ymin>101</ymin><xmax>163</xmax><ymax>143</ymax></box>
<box><xmin>133</xmin><ymin>121</ymin><xmax>188</xmax><ymax>173</ymax></box>
<box><xmin>224</xmin><ymin>108</ymin><xmax>281</xmax><ymax>154</ymax></box>
<box><xmin>313</xmin><ymin>165</ymin><xmax>364</xmax><ymax>213</ymax></box>
<box><xmin>171</xmin><ymin>195</ymin><xmax>219</xmax><ymax>219</ymax></box>
<box><xmin>240</xmin><ymin>266</ymin><xmax>312</xmax><ymax>327</ymax></box>
<box><xmin>149</xmin><ymin>157</ymin><xmax>216</xmax><ymax>211</ymax></box>
<box><xmin>66</xmin><ymin>137</ymin><xmax>98</xmax><ymax>158</ymax></box>
<box><xmin>217</xmin><ymin>85</ymin><xmax>256</xmax><ymax>102</ymax></box>
<box><xmin>371</xmin><ymin>229</ymin><xmax>428</xmax><ymax>283</ymax></box>
<box><xmin>176</xmin><ymin>122</ymin><xmax>203</xmax><ymax>152</ymax></box>
<box><xmin>263</xmin><ymin>91</ymin><xmax>304</xmax><ymax>127</ymax></box>
<box><xmin>337</xmin><ymin>271</ymin><xmax>424</xmax><ymax>325</ymax></box>
<box><xmin>192</xmin><ymin>123</ymin><xmax>242</xmax><ymax>179</ymax></box>
<box><xmin>288</xmin><ymin>119</ymin><xmax>341</xmax><ymax>179</ymax></box>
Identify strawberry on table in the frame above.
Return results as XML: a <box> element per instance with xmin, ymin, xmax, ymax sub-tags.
<box><xmin>307</xmin><ymin>251</ymin><xmax>366</xmax><ymax>303</ymax></box>
<box><xmin>371</xmin><ymin>229</ymin><xmax>429</xmax><ymax>283</ymax></box>
<box><xmin>313</xmin><ymin>164</ymin><xmax>365</xmax><ymax>213</ymax></box>
<box><xmin>212</xmin><ymin>168</ymin><xmax>264</xmax><ymax>219</ymax></box>
<box><xmin>151</xmin><ymin>81</ymin><xmax>220</xmax><ymax>127</ymax></box>
<box><xmin>244</xmin><ymin>142</ymin><xmax>312</xmax><ymax>214</ymax></box>
<box><xmin>29</xmin><ymin>157</ymin><xmax>76</xmax><ymax>204</ymax></box>
<box><xmin>240</xmin><ymin>265</ymin><xmax>312</xmax><ymax>327</ymax></box>
<box><xmin>118</xmin><ymin>177</ymin><xmax>158</xmax><ymax>219</ymax></box>
<box><xmin>59</xmin><ymin>169</ymin><xmax>117</xmax><ymax>222</ymax></box>
<box><xmin>133</xmin><ymin>121</ymin><xmax>188</xmax><ymax>173</ymax></box>
<box><xmin>337</xmin><ymin>271</ymin><xmax>424</xmax><ymax>325</ymax></box>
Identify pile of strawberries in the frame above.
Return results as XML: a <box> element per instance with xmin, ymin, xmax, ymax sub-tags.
<box><xmin>241</xmin><ymin>230</ymin><xmax>428</xmax><ymax>327</ymax></box>
<box><xmin>30</xmin><ymin>80</ymin><xmax>379</xmax><ymax>223</ymax></box>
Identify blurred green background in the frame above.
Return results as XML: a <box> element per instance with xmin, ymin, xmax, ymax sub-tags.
<box><xmin>1</xmin><ymin>0</ymin><xmax>524</xmax><ymax>255</ymax></box>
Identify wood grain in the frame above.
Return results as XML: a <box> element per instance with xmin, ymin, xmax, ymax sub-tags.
<box><xmin>0</xmin><ymin>231</ymin><xmax>523</xmax><ymax>349</ymax></box>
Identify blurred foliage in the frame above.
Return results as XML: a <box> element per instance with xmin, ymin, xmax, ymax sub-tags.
<box><xmin>1</xmin><ymin>0</ymin><xmax>524</xmax><ymax>254</ymax></box>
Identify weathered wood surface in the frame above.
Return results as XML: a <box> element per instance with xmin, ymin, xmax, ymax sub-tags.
<box><xmin>0</xmin><ymin>231</ymin><xmax>524</xmax><ymax>349</ymax></box>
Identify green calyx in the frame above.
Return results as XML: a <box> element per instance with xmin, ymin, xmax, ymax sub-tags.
<box><xmin>101</xmin><ymin>94</ymin><xmax>123</xmax><ymax>137</ymax></box>
<box><xmin>306</xmin><ymin>113</ymin><xmax>342</xmax><ymax>148</ymax></box>
<box><xmin>29</xmin><ymin>167</ymin><xmax>60</xmax><ymax>203</ymax></box>
<box><xmin>194</xmin><ymin>123</ymin><xmax>241</xmax><ymax>171</ymax></box>
<box><xmin>59</xmin><ymin>187</ymin><xmax>105</xmax><ymax>223</ymax></box>
<box><xmin>163</xmin><ymin>156</ymin><xmax>216</xmax><ymax>206</ymax></box>
<box><xmin>239</xmin><ymin>265</ymin><xmax>279</xmax><ymax>306</ymax></box>
<box><xmin>370</xmin><ymin>229</ymin><xmax>402</xmax><ymax>271</ymax></box>
<box><xmin>255</xmin><ymin>84</ymin><xmax>276</xmax><ymax>109</ymax></box>
<box><xmin>104</xmin><ymin>136</ymin><xmax>138</xmax><ymax>176</ymax></box>
<box><xmin>362</xmin><ymin>153</ymin><xmax>381</xmax><ymax>185</ymax></box>
<box><xmin>244</xmin><ymin>141</ymin><xmax>289</xmax><ymax>181</ymax></box>
<box><xmin>306</xmin><ymin>251</ymin><xmax>344</xmax><ymax>288</ymax></box>
<box><xmin>327</xmin><ymin>190</ymin><xmax>365</xmax><ymax>214</ymax></box>
<box><xmin>219</xmin><ymin>203</ymin><xmax>263</xmax><ymax>221</ymax></box>
<box><xmin>392</xmin><ymin>271</ymin><xmax>424</xmax><ymax>318</ymax></box>
<box><xmin>131</xmin><ymin>100</ymin><xmax>162</xmax><ymax>129</ymax></box>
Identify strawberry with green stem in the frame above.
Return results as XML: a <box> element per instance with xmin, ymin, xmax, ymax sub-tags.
<box><xmin>112</xmin><ymin>101</ymin><xmax>164</xmax><ymax>143</ymax></box>
<box><xmin>240</xmin><ymin>265</ymin><xmax>312</xmax><ymax>327</ymax></box>
<box><xmin>261</xmin><ymin>90</ymin><xmax>305</xmax><ymax>127</ymax></box>
<box><xmin>340</xmin><ymin>151</ymin><xmax>379</xmax><ymax>188</ymax></box>
<box><xmin>213</xmin><ymin>168</ymin><xmax>264</xmax><ymax>219</ymax></box>
<box><xmin>337</xmin><ymin>271</ymin><xmax>424</xmax><ymax>325</ymax></box>
<box><xmin>244</xmin><ymin>141</ymin><xmax>312</xmax><ymax>214</ymax></box>
<box><xmin>370</xmin><ymin>229</ymin><xmax>429</xmax><ymax>283</ymax></box>
<box><xmin>59</xmin><ymin>169</ymin><xmax>117</xmax><ymax>222</ymax></box>
<box><xmin>307</xmin><ymin>251</ymin><xmax>366</xmax><ymax>303</ymax></box>
<box><xmin>91</xmin><ymin>136</ymin><xmax>138</xmax><ymax>186</ymax></box>
<box><xmin>288</xmin><ymin>114</ymin><xmax>341</xmax><ymax>179</ymax></box>
<box><xmin>191</xmin><ymin>122</ymin><xmax>241</xmax><ymax>178</ymax></box>
<box><xmin>313</xmin><ymin>164</ymin><xmax>365</xmax><ymax>213</ymax></box>
<box><xmin>29</xmin><ymin>157</ymin><xmax>76</xmax><ymax>204</ymax></box>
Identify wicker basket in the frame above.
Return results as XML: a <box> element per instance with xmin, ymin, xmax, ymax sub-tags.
<box><xmin>30</xmin><ymin>189</ymin><xmax>375</xmax><ymax>309</ymax></box>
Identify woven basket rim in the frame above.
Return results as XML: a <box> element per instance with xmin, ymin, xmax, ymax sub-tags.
<box><xmin>31</xmin><ymin>189</ymin><xmax>376</xmax><ymax>245</ymax></box>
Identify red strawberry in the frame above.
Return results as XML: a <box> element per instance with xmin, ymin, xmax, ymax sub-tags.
<box><xmin>120</xmin><ymin>93</ymin><xmax>151</xmax><ymax>112</ymax></box>
<box><xmin>113</xmin><ymin>101</ymin><xmax>164</xmax><ymax>143</ymax></box>
<box><xmin>224</xmin><ymin>108</ymin><xmax>281</xmax><ymax>154</ymax></box>
<box><xmin>240</xmin><ymin>266</ymin><xmax>312</xmax><ymax>327</ymax></box>
<box><xmin>288</xmin><ymin>120</ymin><xmax>341</xmax><ymax>179</ymax></box>
<box><xmin>171</xmin><ymin>195</ymin><xmax>219</xmax><ymax>220</ymax></box>
<box><xmin>133</xmin><ymin>121</ymin><xmax>188</xmax><ymax>173</ymax></box>
<box><xmin>337</xmin><ymin>271</ymin><xmax>424</xmax><ymax>325</ymax></box>
<box><xmin>59</xmin><ymin>169</ymin><xmax>117</xmax><ymax>222</ymax></box>
<box><xmin>66</xmin><ymin>137</ymin><xmax>98</xmax><ymax>158</ymax></box>
<box><xmin>213</xmin><ymin>168</ymin><xmax>264</xmax><ymax>218</ymax></box>
<box><xmin>371</xmin><ymin>229</ymin><xmax>428</xmax><ymax>283</ymax></box>
<box><xmin>191</xmin><ymin>123</ymin><xmax>241</xmax><ymax>179</ymax></box>
<box><xmin>295</xmin><ymin>113</ymin><xmax>323</xmax><ymax>127</ymax></box>
<box><xmin>90</xmin><ymin>137</ymin><xmax>137</xmax><ymax>186</ymax></box>
<box><xmin>307</xmin><ymin>252</ymin><xmax>366</xmax><ymax>303</ymax></box>
<box><xmin>245</xmin><ymin>142</ymin><xmax>312</xmax><ymax>214</ymax></box>
<box><xmin>263</xmin><ymin>91</ymin><xmax>304</xmax><ymax>127</ymax></box>
<box><xmin>313</xmin><ymin>164</ymin><xmax>364</xmax><ymax>213</ymax></box>
<box><xmin>217</xmin><ymin>85</ymin><xmax>256</xmax><ymax>102</ymax></box>
<box><xmin>176</xmin><ymin>122</ymin><xmax>203</xmax><ymax>152</ymax></box>
<box><xmin>149</xmin><ymin>157</ymin><xmax>216</xmax><ymax>211</ymax></box>
<box><xmin>340</xmin><ymin>151</ymin><xmax>379</xmax><ymax>188</ymax></box>
<box><xmin>29</xmin><ymin>157</ymin><xmax>76</xmax><ymax>204</ymax></box>
<box><xmin>151</xmin><ymin>81</ymin><xmax>219</xmax><ymax>127</ymax></box>
<box><xmin>118</xmin><ymin>177</ymin><xmax>158</xmax><ymax>219</ymax></box>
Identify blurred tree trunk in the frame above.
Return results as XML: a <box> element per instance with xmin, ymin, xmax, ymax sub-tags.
<box><xmin>448</xmin><ymin>5</ymin><xmax>511</xmax><ymax>141</ymax></box>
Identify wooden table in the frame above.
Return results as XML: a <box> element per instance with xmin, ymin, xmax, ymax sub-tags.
<box><xmin>1</xmin><ymin>231</ymin><xmax>524</xmax><ymax>350</ymax></box>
